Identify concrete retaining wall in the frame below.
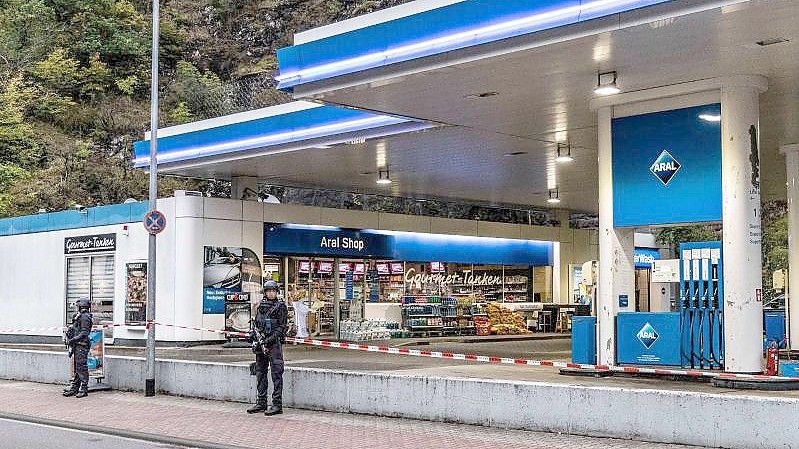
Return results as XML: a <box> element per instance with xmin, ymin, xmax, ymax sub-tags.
<box><xmin>1</xmin><ymin>348</ymin><xmax>796</xmax><ymax>449</ymax></box>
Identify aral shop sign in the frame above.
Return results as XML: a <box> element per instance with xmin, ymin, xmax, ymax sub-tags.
<box><xmin>404</xmin><ymin>267</ymin><xmax>502</xmax><ymax>289</ymax></box>
<box><xmin>319</xmin><ymin>236</ymin><xmax>365</xmax><ymax>252</ymax></box>
<box><xmin>64</xmin><ymin>233</ymin><xmax>117</xmax><ymax>254</ymax></box>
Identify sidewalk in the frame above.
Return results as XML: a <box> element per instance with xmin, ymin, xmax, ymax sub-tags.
<box><xmin>0</xmin><ymin>380</ymin><xmax>703</xmax><ymax>449</ymax></box>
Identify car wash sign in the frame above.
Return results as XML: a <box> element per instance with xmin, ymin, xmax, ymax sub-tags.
<box><xmin>634</xmin><ymin>247</ymin><xmax>661</xmax><ymax>269</ymax></box>
<box><xmin>612</xmin><ymin>104</ymin><xmax>722</xmax><ymax>227</ymax></box>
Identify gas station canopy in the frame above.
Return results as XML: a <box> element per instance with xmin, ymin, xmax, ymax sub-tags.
<box><xmin>137</xmin><ymin>0</ymin><xmax>799</xmax><ymax>213</ymax></box>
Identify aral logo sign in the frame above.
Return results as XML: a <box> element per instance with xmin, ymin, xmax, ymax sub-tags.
<box><xmin>649</xmin><ymin>150</ymin><xmax>681</xmax><ymax>186</ymax></box>
<box><xmin>636</xmin><ymin>322</ymin><xmax>659</xmax><ymax>349</ymax></box>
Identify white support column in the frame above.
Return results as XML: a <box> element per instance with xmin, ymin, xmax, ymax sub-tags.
<box><xmin>231</xmin><ymin>176</ymin><xmax>259</xmax><ymax>201</ymax></box>
<box><xmin>781</xmin><ymin>143</ymin><xmax>799</xmax><ymax>350</ymax></box>
<box><xmin>720</xmin><ymin>76</ymin><xmax>768</xmax><ymax>373</ymax></box>
<box><xmin>597</xmin><ymin>106</ymin><xmax>636</xmax><ymax>365</ymax></box>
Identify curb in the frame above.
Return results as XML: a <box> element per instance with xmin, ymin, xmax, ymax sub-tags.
<box><xmin>0</xmin><ymin>411</ymin><xmax>251</xmax><ymax>449</ymax></box>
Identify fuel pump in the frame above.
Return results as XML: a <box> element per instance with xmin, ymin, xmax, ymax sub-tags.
<box><xmin>679</xmin><ymin>242</ymin><xmax>723</xmax><ymax>370</ymax></box>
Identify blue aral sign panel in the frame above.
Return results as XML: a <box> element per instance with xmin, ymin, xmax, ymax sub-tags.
<box><xmin>264</xmin><ymin>224</ymin><xmax>553</xmax><ymax>266</ymax></box>
<box><xmin>617</xmin><ymin>312</ymin><xmax>681</xmax><ymax>366</ymax></box>
<box><xmin>612</xmin><ymin>104</ymin><xmax>722</xmax><ymax>227</ymax></box>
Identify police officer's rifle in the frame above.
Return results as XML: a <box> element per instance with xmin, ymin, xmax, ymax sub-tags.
<box><xmin>249</xmin><ymin>320</ymin><xmax>270</xmax><ymax>355</ymax></box>
<box><xmin>63</xmin><ymin>322</ymin><xmax>76</xmax><ymax>358</ymax></box>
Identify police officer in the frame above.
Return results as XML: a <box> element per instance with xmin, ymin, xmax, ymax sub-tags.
<box><xmin>247</xmin><ymin>280</ymin><xmax>288</xmax><ymax>415</ymax></box>
<box><xmin>63</xmin><ymin>297</ymin><xmax>93</xmax><ymax>398</ymax></box>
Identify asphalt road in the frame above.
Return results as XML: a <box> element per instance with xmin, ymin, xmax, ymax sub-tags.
<box><xmin>0</xmin><ymin>418</ymin><xmax>188</xmax><ymax>449</ymax></box>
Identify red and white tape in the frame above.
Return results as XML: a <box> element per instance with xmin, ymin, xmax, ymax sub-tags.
<box><xmin>280</xmin><ymin>336</ymin><xmax>799</xmax><ymax>382</ymax></box>
<box><xmin>3</xmin><ymin>321</ymin><xmax>797</xmax><ymax>382</ymax></box>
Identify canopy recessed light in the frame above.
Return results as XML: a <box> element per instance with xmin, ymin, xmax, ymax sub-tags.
<box><xmin>594</xmin><ymin>71</ymin><xmax>620</xmax><ymax>96</ymax></box>
<box><xmin>698</xmin><ymin>113</ymin><xmax>721</xmax><ymax>123</ymax></box>
<box><xmin>756</xmin><ymin>37</ymin><xmax>790</xmax><ymax>47</ymax></box>
<box><xmin>377</xmin><ymin>169</ymin><xmax>392</xmax><ymax>185</ymax></box>
<box><xmin>555</xmin><ymin>142</ymin><xmax>574</xmax><ymax>163</ymax></box>
<box><xmin>465</xmin><ymin>91</ymin><xmax>499</xmax><ymax>99</ymax></box>
<box><xmin>547</xmin><ymin>188</ymin><xmax>561</xmax><ymax>204</ymax></box>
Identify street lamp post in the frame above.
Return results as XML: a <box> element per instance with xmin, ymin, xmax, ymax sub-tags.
<box><xmin>144</xmin><ymin>0</ymin><xmax>160</xmax><ymax>397</ymax></box>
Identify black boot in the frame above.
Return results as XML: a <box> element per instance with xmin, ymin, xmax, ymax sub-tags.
<box><xmin>75</xmin><ymin>383</ymin><xmax>88</xmax><ymax>398</ymax></box>
<box><xmin>247</xmin><ymin>403</ymin><xmax>268</xmax><ymax>414</ymax></box>
<box><xmin>264</xmin><ymin>405</ymin><xmax>283</xmax><ymax>416</ymax></box>
<box><xmin>63</xmin><ymin>377</ymin><xmax>79</xmax><ymax>394</ymax></box>
<box><xmin>62</xmin><ymin>383</ymin><xmax>79</xmax><ymax>397</ymax></box>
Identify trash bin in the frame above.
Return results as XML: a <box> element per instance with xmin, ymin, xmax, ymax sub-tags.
<box><xmin>572</xmin><ymin>316</ymin><xmax>596</xmax><ymax>365</ymax></box>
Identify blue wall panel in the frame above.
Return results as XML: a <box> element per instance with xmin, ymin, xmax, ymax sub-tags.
<box><xmin>0</xmin><ymin>202</ymin><xmax>148</xmax><ymax>237</ymax></box>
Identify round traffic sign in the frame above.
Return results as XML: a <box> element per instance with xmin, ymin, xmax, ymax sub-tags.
<box><xmin>143</xmin><ymin>210</ymin><xmax>167</xmax><ymax>235</ymax></box>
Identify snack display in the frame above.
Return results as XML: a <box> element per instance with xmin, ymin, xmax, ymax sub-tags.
<box><xmin>487</xmin><ymin>302</ymin><xmax>531</xmax><ymax>335</ymax></box>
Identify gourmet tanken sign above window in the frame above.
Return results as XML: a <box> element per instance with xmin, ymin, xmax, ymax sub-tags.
<box><xmin>64</xmin><ymin>233</ymin><xmax>117</xmax><ymax>255</ymax></box>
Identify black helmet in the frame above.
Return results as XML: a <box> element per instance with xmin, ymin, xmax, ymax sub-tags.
<box><xmin>76</xmin><ymin>297</ymin><xmax>91</xmax><ymax>310</ymax></box>
<box><xmin>263</xmin><ymin>280</ymin><xmax>279</xmax><ymax>292</ymax></box>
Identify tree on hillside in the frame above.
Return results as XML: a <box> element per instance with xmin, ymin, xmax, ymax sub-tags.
<box><xmin>0</xmin><ymin>0</ymin><xmax>413</xmax><ymax>217</ymax></box>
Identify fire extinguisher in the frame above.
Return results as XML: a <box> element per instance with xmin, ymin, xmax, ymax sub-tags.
<box><xmin>766</xmin><ymin>341</ymin><xmax>779</xmax><ymax>376</ymax></box>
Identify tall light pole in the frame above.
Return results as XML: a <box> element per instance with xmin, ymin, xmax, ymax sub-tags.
<box><xmin>144</xmin><ymin>0</ymin><xmax>160</xmax><ymax>397</ymax></box>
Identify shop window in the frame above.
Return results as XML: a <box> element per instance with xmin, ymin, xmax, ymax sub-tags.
<box><xmin>533</xmin><ymin>266</ymin><xmax>553</xmax><ymax>303</ymax></box>
<box><xmin>66</xmin><ymin>257</ymin><xmax>91</xmax><ymax>320</ymax></box>
<box><xmin>65</xmin><ymin>254</ymin><xmax>115</xmax><ymax>323</ymax></box>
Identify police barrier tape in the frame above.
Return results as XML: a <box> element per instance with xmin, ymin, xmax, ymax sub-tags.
<box><xmin>3</xmin><ymin>321</ymin><xmax>798</xmax><ymax>382</ymax></box>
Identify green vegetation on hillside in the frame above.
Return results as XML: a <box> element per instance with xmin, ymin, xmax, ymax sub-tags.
<box><xmin>0</xmin><ymin>0</ymin><xmax>406</xmax><ymax>217</ymax></box>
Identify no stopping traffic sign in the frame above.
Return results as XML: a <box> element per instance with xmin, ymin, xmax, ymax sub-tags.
<box><xmin>143</xmin><ymin>210</ymin><xmax>166</xmax><ymax>235</ymax></box>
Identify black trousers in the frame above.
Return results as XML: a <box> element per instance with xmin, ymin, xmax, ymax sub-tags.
<box><xmin>73</xmin><ymin>345</ymin><xmax>89</xmax><ymax>384</ymax></box>
<box><xmin>254</xmin><ymin>343</ymin><xmax>284</xmax><ymax>406</ymax></box>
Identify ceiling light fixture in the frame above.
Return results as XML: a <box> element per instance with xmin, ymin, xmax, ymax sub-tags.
<box><xmin>594</xmin><ymin>71</ymin><xmax>620</xmax><ymax>96</ymax></box>
<box><xmin>555</xmin><ymin>142</ymin><xmax>574</xmax><ymax>163</ymax></box>
<box><xmin>377</xmin><ymin>169</ymin><xmax>392</xmax><ymax>185</ymax></box>
<box><xmin>756</xmin><ymin>37</ymin><xmax>790</xmax><ymax>47</ymax></box>
<box><xmin>465</xmin><ymin>91</ymin><xmax>499</xmax><ymax>99</ymax></box>
<box><xmin>698</xmin><ymin>113</ymin><xmax>721</xmax><ymax>123</ymax></box>
<box><xmin>547</xmin><ymin>188</ymin><xmax>561</xmax><ymax>204</ymax></box>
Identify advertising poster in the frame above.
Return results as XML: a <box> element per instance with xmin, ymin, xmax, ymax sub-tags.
<box><xmin>203</xmin><ymin>247</ymin><xmax>262</xmax><ymax>314</ymax></box>
<box><xmin>203</xmin><ymin>247</ymin><xmax>242</xmax><ymax>314</ymax></box>
<box><xmin>367</xmin><ymin>269</ymin><xmax>379</xmax><ymax>302</ymax></box>
<box><xmin>571</xmin><ymin>265</ymin><xmax>583</xmax><ymax>304</ymax></box>
<box><xmin>240</xmin><ymin>248</ymin><xmax>263</xmax><ymax>301</ymax></box>
<box><xmin>125</xmin><ymin>262</ymin><xmax>147</xmax><ymax>324</ymax></box>
<box><xmin>88</xmin><ymin>330</ymin><xmax>105</xmax><ymax>379</ymax></box>
<box><xmin>225</xmin><ymin>302</ymin><xmax>252</xmax><ymax>334</ymax></box>
<box><xmin>345</xmin><ymin>271</ymin><xmax>354</xmax><ymax>300</ymax></box>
